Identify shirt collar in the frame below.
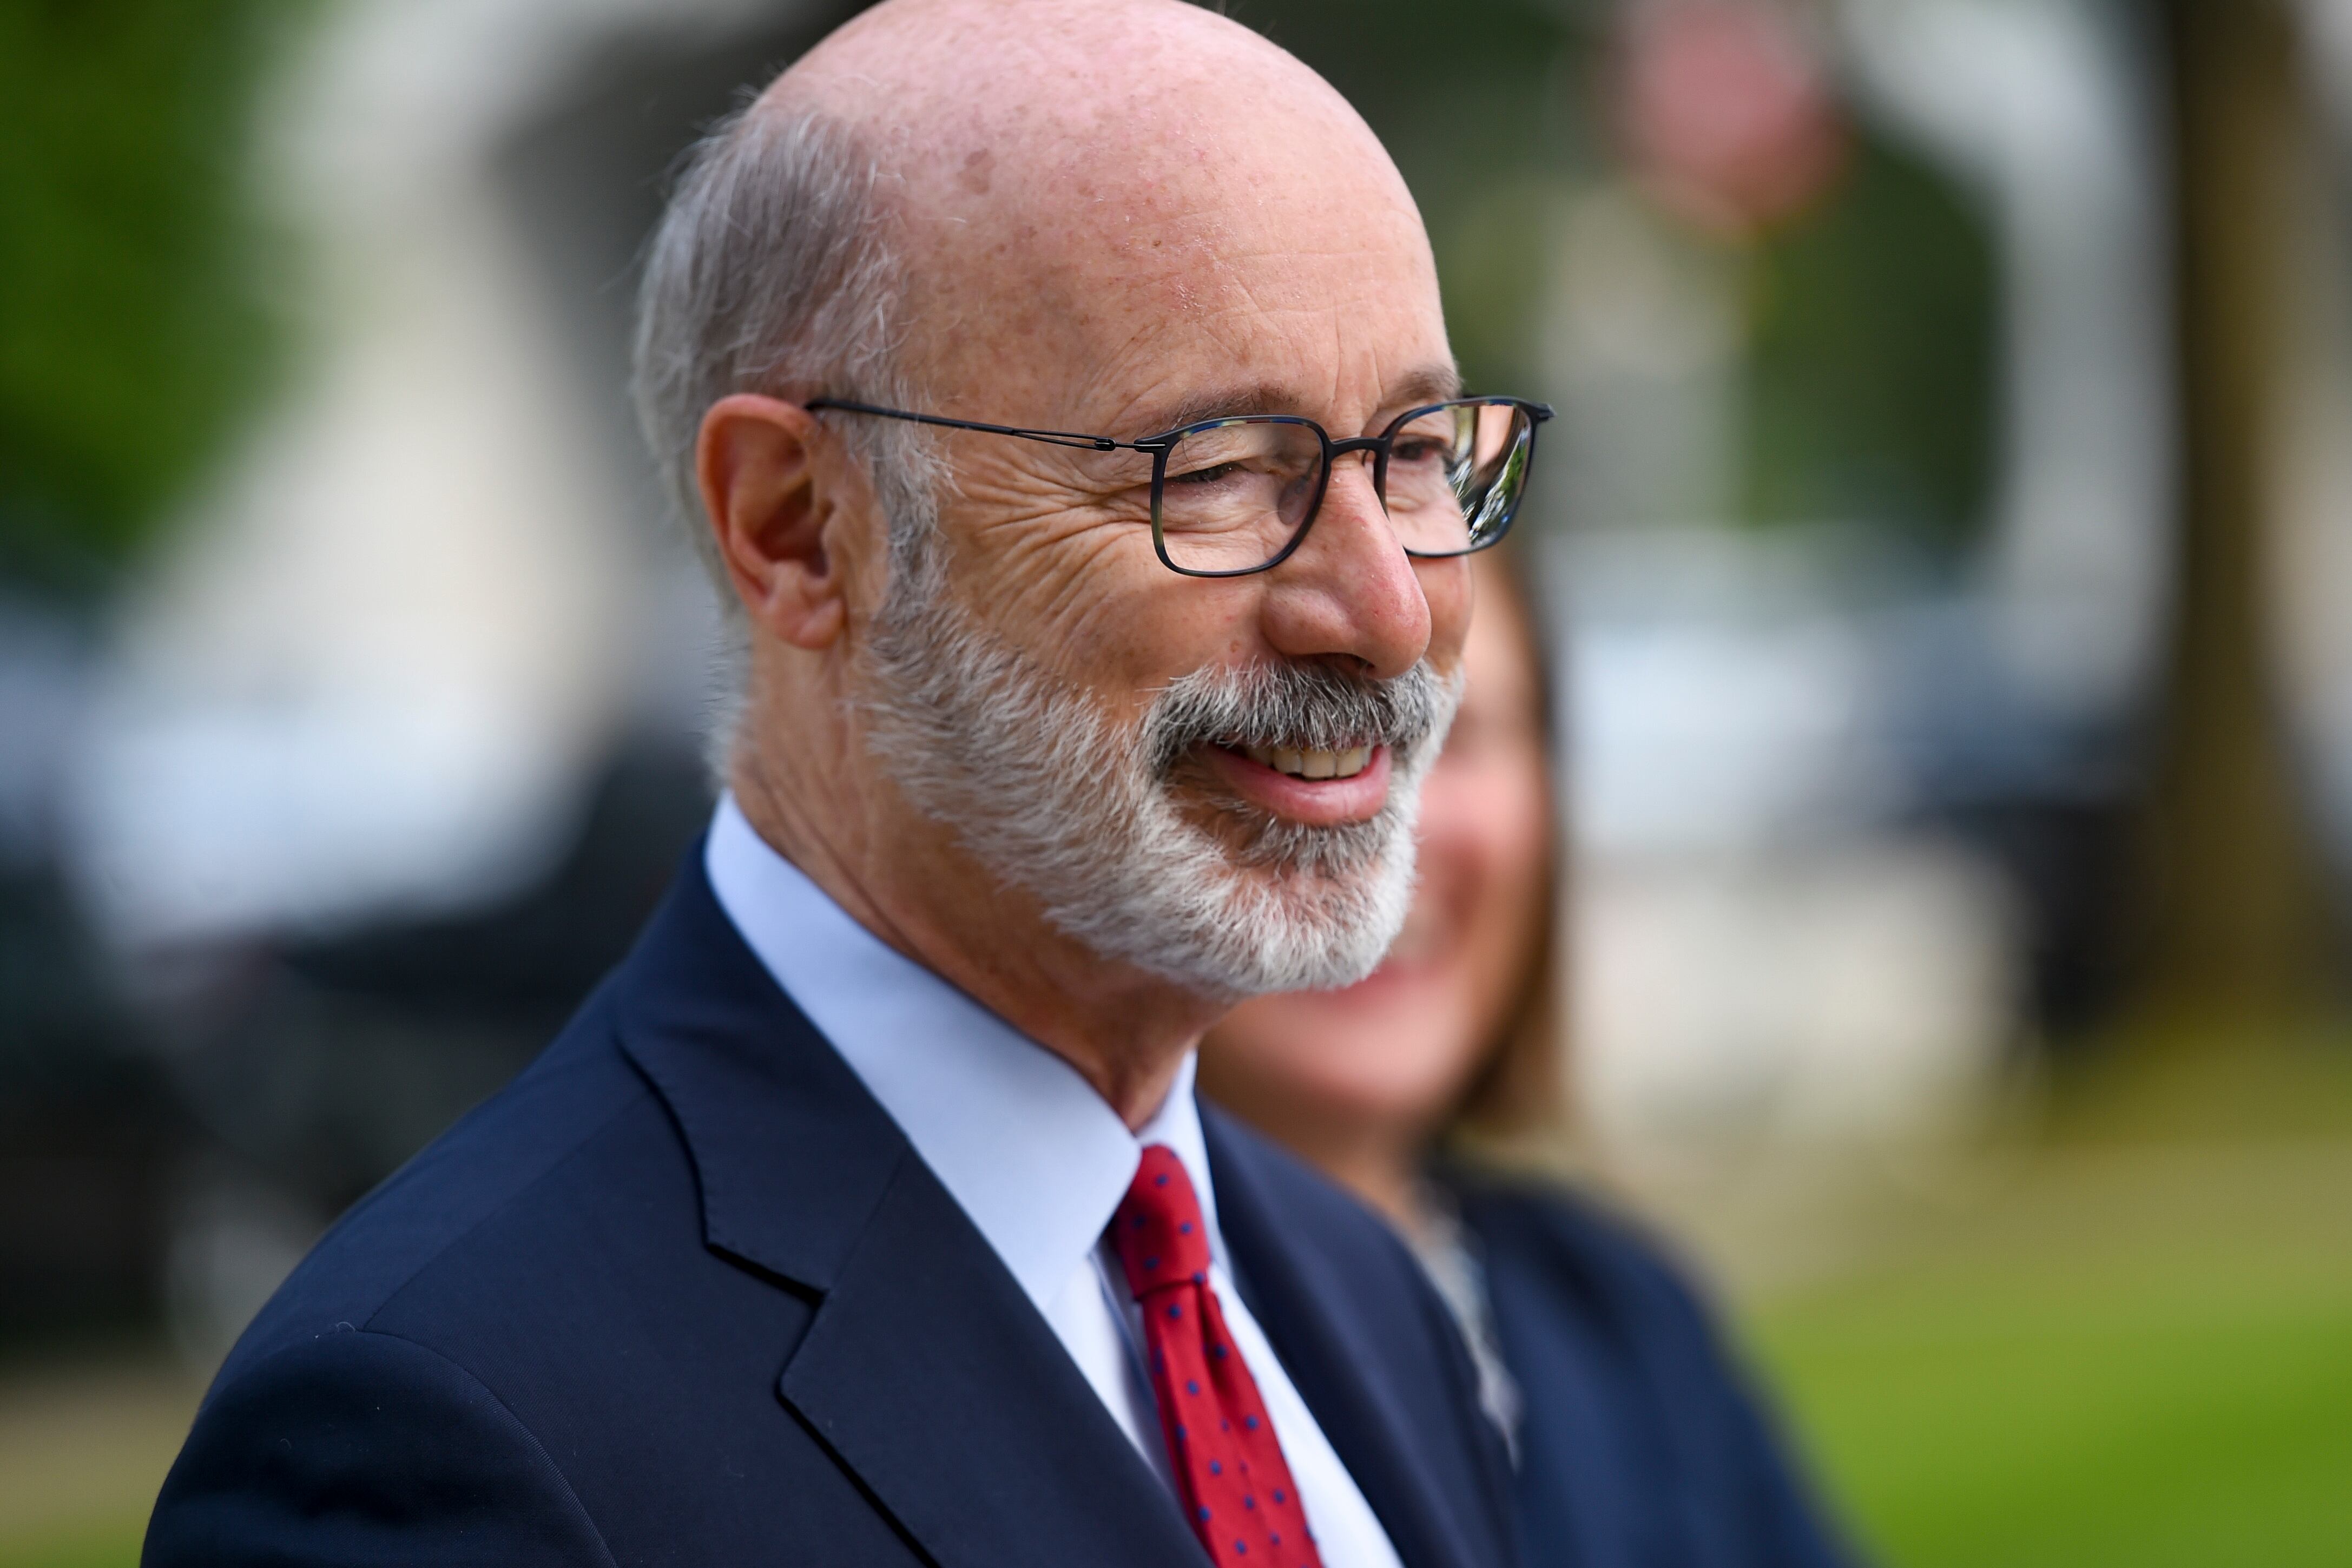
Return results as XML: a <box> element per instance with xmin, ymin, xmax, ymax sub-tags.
<box><xmin>703</xmin><ymin>794</ymin><xmax>1224</xmax><ymax>1308</ymax></box>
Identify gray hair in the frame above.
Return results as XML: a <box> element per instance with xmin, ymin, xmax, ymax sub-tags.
<box><xmin>631</xmin><ymin>101</ymin><xmax>939</xmax><ymax>610</ymax></box>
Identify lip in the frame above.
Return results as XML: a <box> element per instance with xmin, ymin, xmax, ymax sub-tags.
<box><xmin>1195</xmin><ymin>742</ymin><xmax>1394</xmax><ymax>827</ymax></box>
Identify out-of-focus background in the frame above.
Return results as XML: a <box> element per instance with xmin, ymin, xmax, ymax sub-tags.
<box><xmin>3</xmin><ymin>0</ymin><xmax>2350</xmax><ymax>1562</ymax></box>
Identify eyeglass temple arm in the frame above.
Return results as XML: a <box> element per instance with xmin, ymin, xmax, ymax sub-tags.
<box><xmin>805</xmin><ymin>398</ymin><xmax>1152</xmax><ymax>453</ymax></box>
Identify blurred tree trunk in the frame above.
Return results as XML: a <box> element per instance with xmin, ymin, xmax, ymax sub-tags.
<box><xmin>2131</xmin><ymin>0</ymin><xmax>2340</xmax><ymax>1027</ymax></box>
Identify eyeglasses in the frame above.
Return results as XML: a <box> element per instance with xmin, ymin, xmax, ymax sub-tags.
<box><xmin>807</xmin><ymin>395</ymin><xmax>1554</xmax><ymax>577</ymax></box>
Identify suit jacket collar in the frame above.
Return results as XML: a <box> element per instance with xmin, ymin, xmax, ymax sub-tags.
<box><xmin>610</xmin><ymin>848</ymin><xmax>901</xmax><ymax>1292</ymax></box>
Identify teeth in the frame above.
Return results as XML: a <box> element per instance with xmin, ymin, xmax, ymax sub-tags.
<box><xmin>1238</xmin><ymin>743</ymin><xmax>1375</xmax><ymax>781</ymax></box>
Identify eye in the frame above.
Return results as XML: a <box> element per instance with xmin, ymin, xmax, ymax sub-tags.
<box><xmin>1389</xmin><ymin>437</ymin><xmax>1453</xmax><ymax>466</ymax></box>
<box><xmin>1166</xmin><ymin>460</ymin><xmax>1247</xmax><ymax>487</ymax></box>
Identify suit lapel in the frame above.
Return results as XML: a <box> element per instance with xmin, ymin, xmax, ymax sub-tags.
<box><xmin>614</xmin><ymin>857</ymin><xmax>1200</xmax><ymax>1568</ymax></box>
<box><xmin>780</xmin><ymin>1153</ymin><xmax>1204</xmax><ymax>1568</ymax></box>
<box><xmin>1207</xmin><ymin>1113</ymin><xmax>1490</xmax><ymax>1568</ymax></box>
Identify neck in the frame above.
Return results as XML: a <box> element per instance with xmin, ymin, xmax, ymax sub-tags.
<box><xmin>729</xmin><ymin>732</ymin><xmax>1221</xmax><ymax>1130</ymax></box>
<box><xmin>1319</xmin><ymin>1137</ymin><xmax>1427</xmax><ymax>1241</ymax></box>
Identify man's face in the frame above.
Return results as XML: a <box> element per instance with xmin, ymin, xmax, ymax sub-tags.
<box><xmin>851</xmin><ymin>89</ymin><xmax>1473</xmax><ymax>997</ymax></box>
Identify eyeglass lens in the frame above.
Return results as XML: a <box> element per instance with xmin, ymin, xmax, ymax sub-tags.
<box><xmin>1152</xmin><ymin>400</ymin><xmax>1535</xmax><ymax>575</ymax></box>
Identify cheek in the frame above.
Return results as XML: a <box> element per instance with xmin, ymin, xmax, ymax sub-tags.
<box><xmin>1469</xmin><ymin>769</ymin><xmax>1552</xmax><ymax>893</ymax></box>
<box><xmin>1413</xmin><ymin>760</ymin><xmax>1531</xmax><ymax>914</ymax></box>
<box><xmin>950</xmin><ymin>498</ymin><xmax>1263</xmax><ymax>706</ymax></box>
<box><xmin>1456</xmin><ymin>766</ymin><xmax>1554</xmax><ymax>982</ymax></box>
<box><xmin>1420</xmin><ymin>754</ymin><xmax>1553</xmax><ymax>976</ymax></box>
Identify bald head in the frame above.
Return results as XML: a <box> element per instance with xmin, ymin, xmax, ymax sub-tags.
<box><xmin>774</xmin><ymin>0</ymin><xmax>1373</xmax><ymax>163</ymax></box>
<box><xmin>768</xmin><ymin>0</ymin><xmax>1430</xmax><ymax>392</ymax></box>
<box><xmin>636</xmin><ymin>0</ymin><xmax>1447</xmax><ymax>530</ymax></box>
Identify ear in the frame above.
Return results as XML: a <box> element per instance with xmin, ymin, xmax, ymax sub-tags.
<box><xmin>695</xmin><ymin>393</ymin><xmax>850</xmax><ymax>649</ymax></box>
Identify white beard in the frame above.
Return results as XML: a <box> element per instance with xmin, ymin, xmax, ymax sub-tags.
<box><xmin>858</xmin><ymin>580</ymin><xmax>1459</xmax><ymax>999</ymax></box>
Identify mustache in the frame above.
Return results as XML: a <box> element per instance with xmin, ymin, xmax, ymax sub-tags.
<box><xmin>1142</xmin><ymin>658</ymin><xmax>1455</xmax><ymax>778</ymax></box>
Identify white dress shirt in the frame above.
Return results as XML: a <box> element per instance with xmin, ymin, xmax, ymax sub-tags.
<box><xmin>705</xmin><ymin>795</ymin><xmax>1404</xmax><ymax>1568</ymax></box>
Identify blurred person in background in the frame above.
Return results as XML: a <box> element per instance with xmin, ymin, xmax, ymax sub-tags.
<box><xmin>1203</xmin><ymin>552</ymin><xmax>1859</xmax><ymax>1568</ymax></box>
<box><xmin>143</xmin><ymin>2</ymin><xmax>1543</xmax><ymax>1565</ymax></box>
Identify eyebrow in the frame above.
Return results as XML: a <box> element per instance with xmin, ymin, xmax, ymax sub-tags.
<box><xmin>1135</xmin><ymin>363</ymin><xmax>1465</xmax><ymax>439</ymax></box>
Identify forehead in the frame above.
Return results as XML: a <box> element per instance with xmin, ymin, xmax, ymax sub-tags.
<box><xmin>892</xmin><ymin>81</ymin><xmax>1450</xmax><ymax>427</ymax></box>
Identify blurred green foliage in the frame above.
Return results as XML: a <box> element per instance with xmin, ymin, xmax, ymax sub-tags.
<box><xmin>1742</xmin><ymin>139</ymin><xmax>1997</xmax><ymax>543</ymax></box>
<box><xmin>0</xmin><ymin>0</ymin><xmax>303</xmax><ymax>595</ymax></box>
<box><xmin>1227</xmin><ymin>0</ymin><xmax>1997</xmax><ymax>544</ymax></box>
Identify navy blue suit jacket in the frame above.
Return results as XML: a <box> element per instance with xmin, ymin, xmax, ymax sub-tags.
<box><xmin>1447</xmin><ymin>1177</ymin><xmax>1857</xmax><ymax>1568</ymax></box>
<box><xmin>145</xmin><ymin>857</ymin><xmax>1519</xmax><ymax>1568</ymax></box>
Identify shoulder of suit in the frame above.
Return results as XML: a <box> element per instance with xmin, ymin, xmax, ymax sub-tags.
<box><xmin>153</xmin><ymin>1325</ymin><xmax>620</xmax><ymax>1567</ymax></box>
<box><xmin>211</xmin><ymin>994</ymin><xmax>660</xmax><ymax>1389</ymax></box>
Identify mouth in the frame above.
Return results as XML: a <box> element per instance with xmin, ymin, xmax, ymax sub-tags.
<box><xmin>1196</xmin><ymin>741</ymin><xmax>1394</xmax><ymax>828</ymax></box>
<box><xmin>1233</xmin><ymin>743</ymin><xmax>1375</xmax><ymax>781</ymax></box>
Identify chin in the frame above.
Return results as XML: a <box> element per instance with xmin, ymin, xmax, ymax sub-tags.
<box><xmin>1286</xmin><ymin>1061</ymin><xmax>1465</xmax><ymax>1144</ymax></box>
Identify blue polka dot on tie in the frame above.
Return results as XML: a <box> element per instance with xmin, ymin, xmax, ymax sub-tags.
<box><xmin>1167</xmin><ymin>1305</ymin><xmax>1182</xmax><ymax>1321</ymax></box>
<box><xmin>1193</xmin><ymin>1271</ymin><xmax>1206</xmax><ymax>1285</ymax></box>
<box><xmin>1244</xmin><ymin>1495</ymin><xmax>1257</xmax><ymax>1510</ymax></box>
<box><xmin>1209</xmin><ymin>1460</ymin><xmax>1222</xmax><ymax>1475</ymax></box>
<box><xmin>1176</xmin><ymin>1425</ymin><xmax>1188</xmax><ymax>1442</ymax></box>
<box><xmin>1270</xmin><ymin>1534</ymin><xmax>1282</xmax><ymax>1547</ymax></box>
<box><xmin>1213</xmin><ymin>1343</ymin><xmax>1228</xmax><ymax>1359</ymax></box>
<box><xmin>1220</xmin><ymin>1419</ymin><xmax>1231</xmax><ymax>1433</ymax></box>
<box><xmin>1180</xmin><ymin>1221</ymin><xmax>1193</xmax><ymax>1234</ymax></box>
<box><xmin>1145</xmin><ymin>1256</ymin><xmax>1159</xmax><ymax>1270</ymax></box>
<box><xmin>1186</xmin><ymin>1380</ymin><xmax>1200</xmax><ymax>1395</ymax></box>
<box><xmin>1234</xmin><ymin>1541</ymin><xmax>1248</xmax><ymax>1556</ymax></box>
<box><xmin>1155</xmin><ymin>1173</ymin><xmax>1169</xmax><ymax>1187</ymax></box>
<box><xmin>1272</xmin><ymin>1490</ymin><xmax>1286</xmax><ymax>1505</ymax></box>
<box><xmin>1245</xmin><ymin>1416</ymin><xmax>1259</xmax><ymax>1431</ymax></box>
<box><xmin>1198</xmin><ymin>1505</ymin><xmax>1212</xmax><ymax>1522</ymax></box>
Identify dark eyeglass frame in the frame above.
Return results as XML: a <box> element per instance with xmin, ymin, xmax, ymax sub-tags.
<box><xmin>806</xmin><ymin>394</ymin><xmax>1555</xmax><ymax>578</ymax></box>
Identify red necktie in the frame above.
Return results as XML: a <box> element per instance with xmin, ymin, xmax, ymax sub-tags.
<box><xmin>1111</xmin><ymin>1145</ymin><xmax>1326</xmax><ymax>1568</ymax></box>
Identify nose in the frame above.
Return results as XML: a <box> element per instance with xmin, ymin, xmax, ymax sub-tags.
<box><xmin>1257</xmin><ymin>454</ymin><xmax>1432</xmax><ymax>681</ymax></box>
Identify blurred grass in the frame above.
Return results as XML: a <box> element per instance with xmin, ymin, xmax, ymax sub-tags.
<box><xmin>0</xmin><ymin>1522</ymin><xmax>147</xmax><ymax>1568</ymax></box>
<box><xmin>0</xmin><ymin>1354</ymin><xmax>196</xmax><ymax>1568</ymax></box>
<box><xmin>1748</xmin><ymin>1039</ymin><xmax>2352</xmax><ymax>1568</ymax></box>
